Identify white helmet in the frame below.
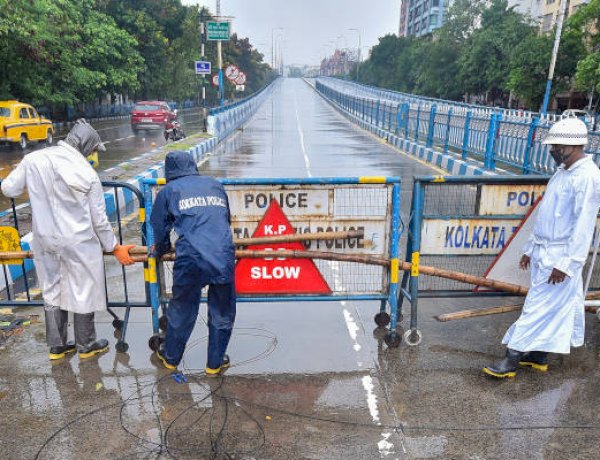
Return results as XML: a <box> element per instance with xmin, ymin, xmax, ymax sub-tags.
<box><xmin>542</xmin><ymin>117</ymin><xmax>588</xmax><ymax>146</ymax></box>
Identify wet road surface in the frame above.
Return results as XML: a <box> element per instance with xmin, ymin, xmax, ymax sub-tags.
<box><xmin>0</xmin><ymin>108</ymin><xmax>206</xmax><ymax>208</ymax></box>
<box><xmin>2</xmin><ymin>79</ymin><xmax>600</xmax><ymax>459</ymax></box>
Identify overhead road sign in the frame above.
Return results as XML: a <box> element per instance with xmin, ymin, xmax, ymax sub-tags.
<box><xmin>194</xmin><ymin>60</ymin><xmax>211</xmax><ymax>75</ymax></box>
<box><xmin>207</xmin><ymin>21</ymin><xmax>230</xmax><ymax>41</ymax></box>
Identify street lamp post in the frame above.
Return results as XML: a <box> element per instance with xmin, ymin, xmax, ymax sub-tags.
<box><xmin>272</xmin><ymin>27</ymin><xmax>283</xmax><ymax>74</ymax></box>
<box><xmin>541</xmin><ymin>0</ymin><xmax>568</xmax><ymax>116</ymax></box>
<box><xmin>216</xmin><ymin>0</ymin><xmax>225</xmax><ymax>106</ymax></box>
<box><xmin>348</xmin><ymin>28</ymin><xmax>361</xmax><ymax>82</ymax></box>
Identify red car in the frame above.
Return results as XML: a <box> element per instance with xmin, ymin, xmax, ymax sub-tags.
<box><xmin>130</xmin><ymin>101</ymin><xmax>176</xmax><ymax>131</ymax></box>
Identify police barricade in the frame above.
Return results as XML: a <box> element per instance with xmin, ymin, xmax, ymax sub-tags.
<box><xmin>142</xmin><ymin>176</ymin><xmax>405</xmax><ymax>348</ymax></box>
<box><xmin>400</xmin><ymin>175</ymin><xmax>600</xmax><ymax>346</ymax></box>
<box><xmin>0</xmin><ymin>181</ymin><xmax>149</xmax><ymax>352</ymax></box>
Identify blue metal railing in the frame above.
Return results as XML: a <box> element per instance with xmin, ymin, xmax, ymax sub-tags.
<box><xmin>316</xmin><ymin>78</ymin><xmax>600</xmax><ymax>175</ymax></box>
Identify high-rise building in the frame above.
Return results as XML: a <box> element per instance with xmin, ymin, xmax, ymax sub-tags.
<box><xmin>540</xmin><ymin>0</ymin><xmax>589</xmax><ymax>33</ymax></box>
<box><xmin>508</xmin><ymin>0</ymin><xmax>543</xmax><ymax>20</ymax></box>
<box><xmin>399</xmin><ymin>0</ymin><xmax>453</xmax><ymax>38</ymax></box>
<box><xmin>398</xmin><ymin>0</ymin><xmax>546</xmax><ymax>38</ymax></box>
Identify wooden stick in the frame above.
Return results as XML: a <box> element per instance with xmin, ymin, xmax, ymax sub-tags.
<box><xmin>2</xmin><ymin>247</ymin><xmax>599</xmax><ymax>302</ymax></box>
<box><xmin>436</xmin><ymin>304</ymin><xmax>599</xmax><ymax>322</ymax></box>
<box><xmin>436</xmin><ymin>305</ymin><xmax>523</xmax><ymax>322</ymax></box>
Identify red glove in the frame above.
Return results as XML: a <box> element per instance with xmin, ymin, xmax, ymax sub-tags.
<box><xmin>113</xmin><ymin>244</ymin><xmax>135</xmax><ymax>266</ymax></box>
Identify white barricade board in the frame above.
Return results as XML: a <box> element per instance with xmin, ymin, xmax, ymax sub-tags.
<box><xmin>158</xmin><ymin>183</ymin><xmax>394</xmax><ymax>297</ymax></box>
<box><xmin>421</xmin><ymin>183</ymin><xmax>546</xmax><ymax>257</ymax></box>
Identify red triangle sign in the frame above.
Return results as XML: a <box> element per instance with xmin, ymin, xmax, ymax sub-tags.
<box><xmin>235</xmin><ymin>201</ymin><xmax>332</xmax><ymax>295</ymax></box>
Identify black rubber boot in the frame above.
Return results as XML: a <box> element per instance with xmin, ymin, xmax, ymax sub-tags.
<box><xmin>79</xmin><ymin>339</ymin><xmax>109</xmax><ymax>359</ymax></box>
<box><xmin>519</xmin><ymin>351</ymin><xmax>549</xmax><ymax>372</ymax></box>
<box><xmin>49</xmin><ymin>341</ymin><xmax>76</xmax><ymax>361</ymax></box>
<box><xmin>483</xmin><ymin>348</ymin><xmax>523</xmax><ymax>378</ymax></box>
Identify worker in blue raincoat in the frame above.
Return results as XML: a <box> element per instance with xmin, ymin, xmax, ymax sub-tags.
<box><xmin>484</xmin><ymin>118</ymin><xmax>600</xmax><ymax>379</ymax></box>
<box><xmin>150</xmin><ymin>150</ymin><xmax>236</xmax><ymax>376</ymax></box>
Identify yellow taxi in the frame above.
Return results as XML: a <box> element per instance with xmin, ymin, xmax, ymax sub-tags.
<box><xmin>0</xmin><ymin>100</ymin><xmax>54</xmax><ymax>150</ymax></box>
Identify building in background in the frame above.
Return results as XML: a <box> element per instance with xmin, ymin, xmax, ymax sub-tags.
<box><xmin>398</xmin><ymin>0</ymin><xmax>453</xmax><ymax>38</ymax></box>
<box><xmin>541</xmin><ymin>0</ymin><xmax>589</xmax><ymax>32</ymax></box>
<box><xmin>508</xmin><ymin>0</ymin><xmax>543</xmax><ymax>21</ymax></box>
<box><xmin>320</xmin><ymin>49</ymin><xmax>357</xmax><ymax>76</ymax></box>
<box><xmin>398</xmin><ymin>0</ymin><xmax>545</xmax><ymax>38</ymax></box>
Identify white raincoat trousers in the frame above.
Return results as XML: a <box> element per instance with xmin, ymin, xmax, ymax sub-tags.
<box><xmin>1</xmin><ymin>141</ymin><xmax>117</xmax><ymax>314</ymax></box>
<box><xmin>503</xmin><ymin>156</ymin><xmax>600</xmax><ymax>353</ymax></box>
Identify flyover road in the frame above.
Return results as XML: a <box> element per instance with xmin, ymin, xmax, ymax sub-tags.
<box><xmin>3</xmin><ymin>79</ymin><xmax>599</xmax><ymax>460</ymax></box>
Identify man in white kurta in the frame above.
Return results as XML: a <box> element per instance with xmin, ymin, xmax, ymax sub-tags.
<box><xmin>1</xmin><ymin>120</ymin><xmax>134</xmax><ymax>360</ymax></box>
<box><xmin>484</xmin><ymin>117</ymin><xmax>600</xmax><ymax>378</ymax></box>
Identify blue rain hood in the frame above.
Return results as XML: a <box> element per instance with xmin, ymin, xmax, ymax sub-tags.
<box><xmin>165</xmin><ymin>150</ymin><xmax>199</xmax><ymax>181</ymax></box>
<box><xmin>151</xmin><ymin>152</ymin><xmax>235</xmax><ymax>285</ymax></box>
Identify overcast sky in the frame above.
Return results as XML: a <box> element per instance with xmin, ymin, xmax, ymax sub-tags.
<box><xmin>182</xmin><ymin>0</ymin><xmax>400</xmax><ymax>66</ymax></box>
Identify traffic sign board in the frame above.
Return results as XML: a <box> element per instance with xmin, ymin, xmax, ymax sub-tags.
<box><xmin>212</xmin><ymin>74</ymin><xmax>219</xmax><ymax>87</ymax></box>
<box><xmin>235</xmin><ymin>201</ymin><xmax>332</xmax><ymax>295</ymax></box>
<box><xmin>194</xmin><ymin>60</ymin><xmax>211</xmax><ymax>75</ymax></box>
<box><xmin>234</xmin><ymin>72</ymin><xmax>246</xmax><ymax>85</ymax></box>
<box><xmin>207</xmin><ymin>21</ymin><xmax>230</xmax><ymax>41</ymax></box>
<box><xmin>225</xmin><ymin>64</ymin><xmax>240</xmax><ymax>81</ymax></box>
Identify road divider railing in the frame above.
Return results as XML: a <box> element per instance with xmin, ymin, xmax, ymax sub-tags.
<box><xmin>315</xmin><ymin>77</ymin><xmax>600</xmax><ymax>175</ymax></box>
<box><xmin>207</xmin><ymin>80</ymin><xmax>277</xmax><ymax>140</ymax></box>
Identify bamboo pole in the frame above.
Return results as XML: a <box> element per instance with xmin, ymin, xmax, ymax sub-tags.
<box><xmin>2</xmin><ymin>247</ymin><xmax>599</xmax><ymax>303</ymax></box>
<box><xmin>436</xmin><ymin>304</ymin><xmax>599</xmax><ymax>322</ymax></box>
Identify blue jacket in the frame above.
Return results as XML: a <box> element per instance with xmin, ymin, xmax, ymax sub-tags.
<box><xmin>150</xmin><ymin>150</ymin><xmax>235</xmax><ymax>284</ymax></box>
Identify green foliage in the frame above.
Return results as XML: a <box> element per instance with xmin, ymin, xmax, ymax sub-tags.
<box><xmin>569</xmin><ymin>0</ymin><xmax>600</xmax><ymax>94</ymax></box>
<box><xmin>359</xmin><ymin>0</ymin><xmax>592</xmax><ymax>110</ymax></box>
<box><xmin>0</xmin><ymin>0</ymin><xmax>271</xmax><ymax>109</ymax></box>
<box><xmin>458</xmin><ymin>1</ymin><xmax>533</xmax><ymax>102</ymax></box>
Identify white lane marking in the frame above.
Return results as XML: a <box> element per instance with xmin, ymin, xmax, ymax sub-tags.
<box><xmin>293</xmin><ymin>93</ymin><xmax>312</xmax><ymax>177</ymax></box>
<box><xmin>362</xmin><ymin>375</ymin><xmax>381</xmax><ymax>425</ymax></box>
<box><xmin>341</xmin><ymin>299</ymin><xmax>398</xmax><ymax>456</ymax></box>
<box><xmin>343</xmin><ymin>309</ymin><xmax>362</xmax><ymax>352</ymax></box>
<box><xmin>378</xmin><ymin>432</ymin><xmax>395</xmax><ymax>455</ymax></box>
<box><xmin>114</xmin><ymin>137</ymin><xmax>125</xmax><ymax>142</ymax></box>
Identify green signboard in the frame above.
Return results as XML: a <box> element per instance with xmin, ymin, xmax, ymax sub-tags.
<box><xmin>207</xmin><ymin>21</ymin><xmax>230</xmax><ymax>41</ymax></box>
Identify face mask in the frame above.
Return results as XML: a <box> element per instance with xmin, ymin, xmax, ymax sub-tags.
<box><xmin>87</xmin><ymin>150</ymin><xmax>99</xmax><ymax>169</ymax></box>
<box><xmin>550</xmin><ymin>145</ymin><xmax>569</xmax><ymax>165</ymax></box>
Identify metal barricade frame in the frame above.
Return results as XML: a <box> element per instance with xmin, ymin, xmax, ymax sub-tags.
<box><xmin>0</xmin><ymin>180</ymin><xmax>150</xmax><ymax>353</ymax></box>
<box><xmin>142</xmin><ymin>176</ymin><xmax>405</xmax><ymax>348</ymax></box>
<box><xmin>399</xmin><ymin>174</ymin><xmax>571</xmax><ymax>346</ymax></box>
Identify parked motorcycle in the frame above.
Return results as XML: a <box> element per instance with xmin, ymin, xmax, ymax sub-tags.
<box><xmin>164</xmin><ymin>119</ymin><xmax>186</xmax><ymax>142</ymax></box>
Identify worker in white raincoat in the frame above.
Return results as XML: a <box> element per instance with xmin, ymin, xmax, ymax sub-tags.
<box><xmin>1</xmin><ymin>119</ymin><xmax>135</xmax><ymax>360</ymax></box>
<box><xmin>484</xmin><ymin>117</ymin><xmax>600</xmax><ymax>379</ymax></box>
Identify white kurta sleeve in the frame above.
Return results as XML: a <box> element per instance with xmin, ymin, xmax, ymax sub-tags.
<box><xmin>554</xmin><ymin>177</ymin><xmax>600</xmax><ymax>277</ymax></box>
<box><xmin>1</xmin><ymin>160</ymin><xmax>27</xmax><ymax>198</ymax></box>
<box><xmin>88</xmin><ymin>179</ymin><xmax>118</xmax><ymax>252</ymax></box>
<box><xmin>522</xmin><ymin>233</ymin><xmax>535</xmax><ymax>258</ymax></box>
